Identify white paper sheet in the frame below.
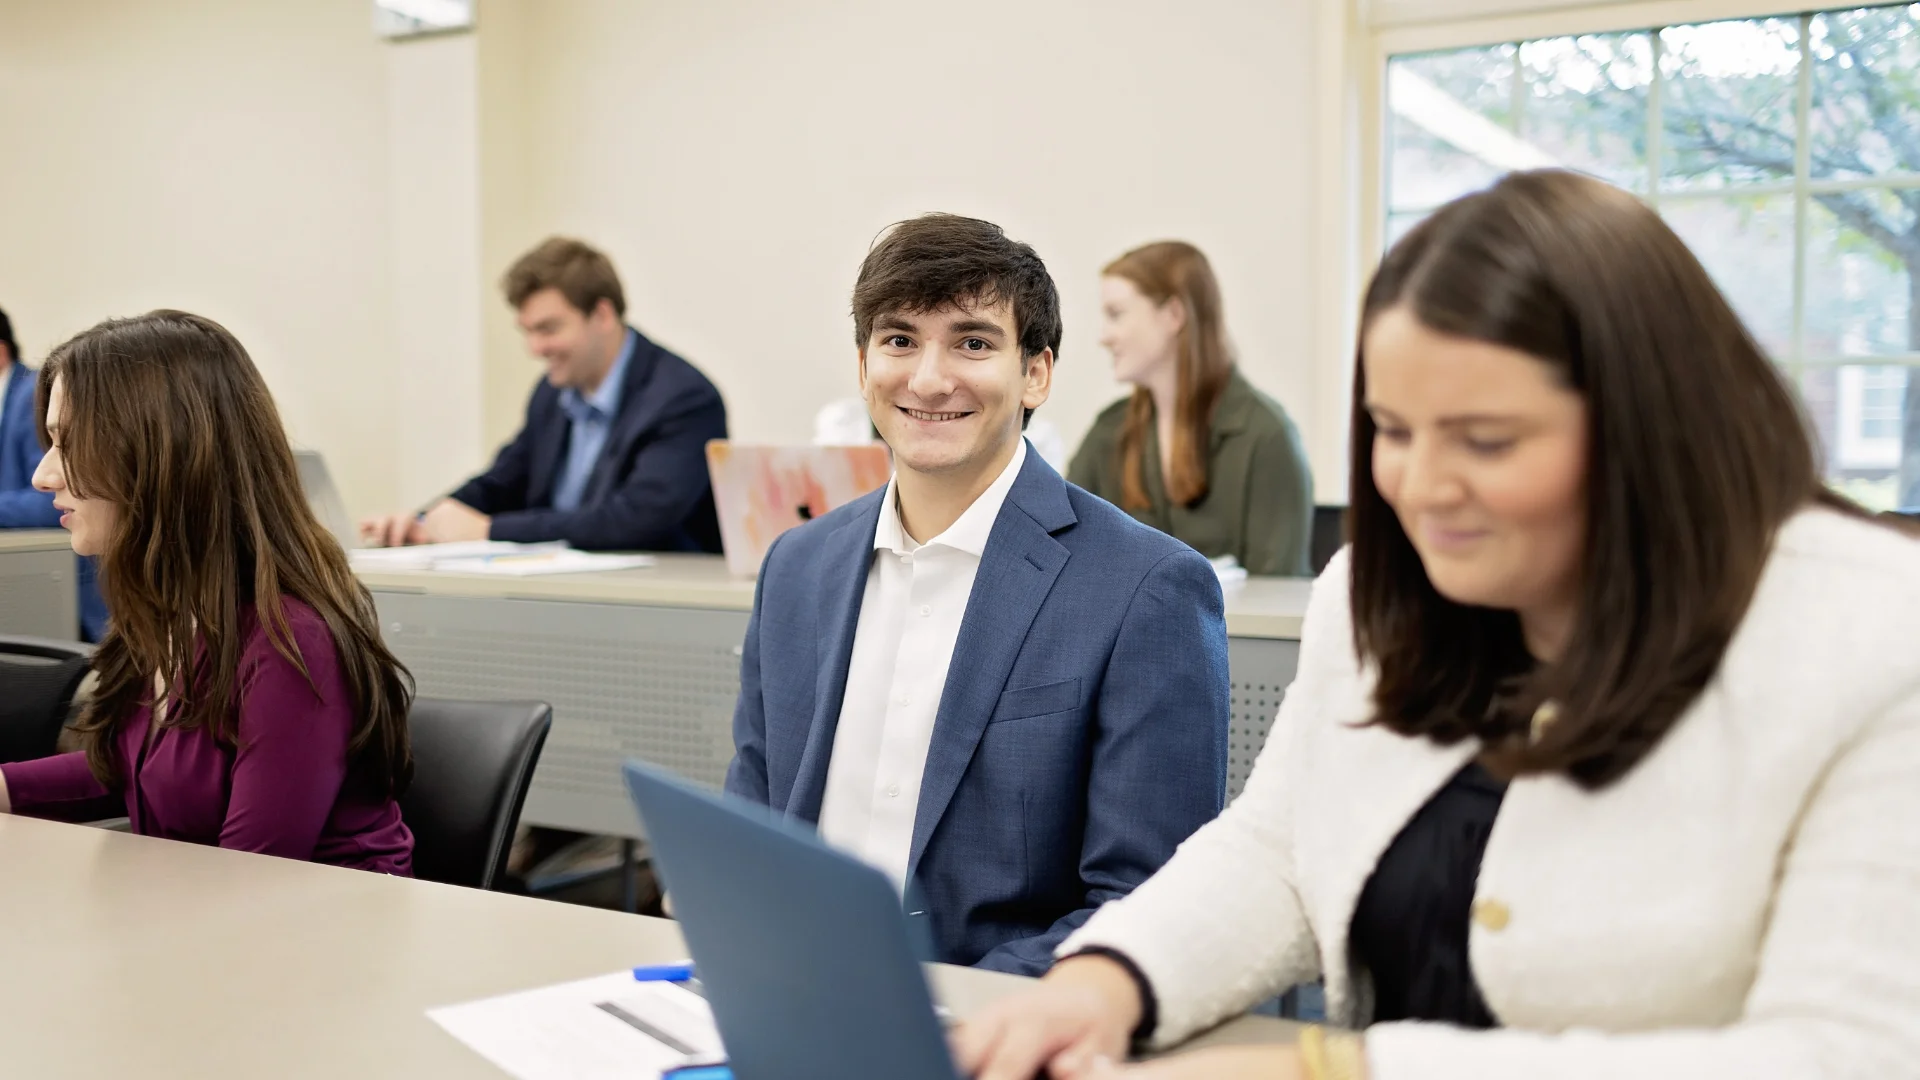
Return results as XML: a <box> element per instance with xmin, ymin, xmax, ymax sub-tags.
<box><xmin>1210</xmin><ymin>554</ymin><xmax>1249</xmax><ymax>588</ymax></box>
<box><xmin>429</xmin><ymin>971</ymin><xmax>725</xmax><ymax>1080</ymax></box>
<box><xmin>348</xmin><ymin>540</ymin><xmax>568</xmax><ymax>571</ymax></box>
<box><xmin>348</xmin><ymin>542</ymin><xmax>656</xmax><ymax>575</ymax></box>
<box><xmin>429</xmin><ymin>550</ymin><xmax>658</xmax><ymax>576</ymax></box>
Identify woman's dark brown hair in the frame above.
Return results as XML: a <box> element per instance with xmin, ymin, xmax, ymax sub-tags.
<box><xmin>1348</xmin><ymin>169</ymin><xmax>1852</xmax><ymax>788</ymax></box>
<box><xmin>1103</xmin><ymin>241</ymin><xmax>1235</xmax><ymax>510</ymax></box>
<box><xmin>36</xmin><ymin>310</ymin><xmax>413</xmax><ymax>794</ymax></box>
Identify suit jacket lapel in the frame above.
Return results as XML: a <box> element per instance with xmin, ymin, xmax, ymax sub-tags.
<box><xmin>907</xmin><ymin>451</ymin><xmax>1076</xmax><ymax>880</ymax></box>
<box><xmin>784</xmin><ymin>491</ymin><xmax>885</xmax><ymax>822</ymax></box>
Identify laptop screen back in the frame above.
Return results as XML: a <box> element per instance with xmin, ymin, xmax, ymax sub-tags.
<box><xmin>295</xmin><ymin>450</ymin><xmax>357</xmax><ymax>552</ymax></box>
<box><xmin>705</xmin><ymin>442</ymin><xmax>891</xmax><ymax>577</ymax></box>
<box><xmin>622</xmin><ymin>761</ymin><xmax>959</xmax><ymax>1080</ymax></box>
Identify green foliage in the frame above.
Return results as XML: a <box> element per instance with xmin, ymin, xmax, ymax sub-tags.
<box><xmin>1389</xmin><ymin>4</ymin><xmax>1920</xmax><ymax>504</ymax></box>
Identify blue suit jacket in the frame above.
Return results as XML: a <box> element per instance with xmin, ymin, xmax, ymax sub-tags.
<box><xmin>449</xmin><ymin>328</ymin><xmax>728</xmax><ymax>552</ymax></box>
<box><xmin>0</xmin><ymin>364</ymin><xmax>106</xmax><ymax>640</ymax></box>
<box><xmin>725</xmin><ymin>447</ymin><xmax>1229</xmax><ymax>975</ymax></box>
<box><xmin>0</xmin><ymin>363</ymin><xmax>58</xmax><ymax>528</ymax></box>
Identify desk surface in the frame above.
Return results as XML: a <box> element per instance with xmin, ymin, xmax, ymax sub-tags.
<box><xmin>356</xmin><ymin>553</ymin><xmax>1314</xmax><ymax>640</ymax></box>
<box><xmin>0</xmin><ymin>528</ymin><xmax>71</xmax><ymax>554</ymax></box>
<box><xmin>0</xmin><ymin>816</ymin><xmax>1291</xmax><ymax>1078</ymax></box>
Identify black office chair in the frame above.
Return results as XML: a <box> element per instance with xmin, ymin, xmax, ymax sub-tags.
<box><xmin>0</xmin><ymin>636</ymin><xmax>94</xmax><ymax>765</ymax></box>
<box><xmin>400</xmin><ymin>697</ymin><xmax>552</xmax><ymax>890</ymax></box>
<box><xmin>1309</xmin><ymin>504</ymin><xmax>1347</xmax><ymax>576</ymax></box>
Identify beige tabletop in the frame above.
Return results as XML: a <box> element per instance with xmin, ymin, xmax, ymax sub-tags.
<box><xmin>354</xmin><ymin>552</ymin><xmax>1313</xmax><ymax>640</ymax></box>
<box><xmin>1221</xmin><ymin>576</ymin><xmax>1314</xmax><ymax>640</ymax></box>
<box><xmin>0</xmin><ymin>815</ymin><xmax>1292</xmax><ymax>1079</ymax></box>
<box><xmin>0</xmin><ymin>528</ymin><xmax>72</xmax><ymax>554</ymax></box>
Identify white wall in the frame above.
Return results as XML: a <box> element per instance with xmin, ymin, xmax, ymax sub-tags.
<box><xmin>507</xmin><ymin>0</ymin><xmax>1330</xmax><ymax>491</ymax></box>
<box><xmin>386</xmin><ymin>32</ymin><xmax>487</xmax><ymax>507</ymax></box>
<box><xmin>0</xmin><ymin>0</ymin><xmax>403</xmax><ymax>518</ymax></box>
<box><xmin>2</xmin><ymin>0</ymin><xmax>1348</xmax><ymax>515</ymax></box>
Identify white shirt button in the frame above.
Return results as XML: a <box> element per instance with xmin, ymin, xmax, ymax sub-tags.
<box><xmin>919</xmin><ymin>605</ymin><xmax>932</xmax><ymax>617</ymax></box>
<box><xmin>886</xmin><ymin>784</ymin><xmax>901</xmax><ymax>798</ymax></box>
<box><xmin>894</xmin><ymin>693</ymin><xmax>911</xmax><ymax>707</ymax></box>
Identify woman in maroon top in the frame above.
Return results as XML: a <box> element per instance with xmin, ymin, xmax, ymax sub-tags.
<box><xmin>0</xmin><ymin>310</ymin><xmax>414</xmax><ymax>874</ymax></box>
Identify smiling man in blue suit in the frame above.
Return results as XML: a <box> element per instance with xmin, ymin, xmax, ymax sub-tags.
<box><xmin>725</xmin><ymin>215</ymin><xmax>1229</xmax><ymax>976</ymax></box>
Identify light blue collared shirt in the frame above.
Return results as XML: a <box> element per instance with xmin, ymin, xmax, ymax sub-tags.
<box><xmin>552</xmin><ymin>330</ymin><xmax>635</xmax><ymax>513</ymax></box>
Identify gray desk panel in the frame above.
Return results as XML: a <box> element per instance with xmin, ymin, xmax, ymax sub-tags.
<box><xmin>1228</xmin><ymin>636</ymin><xmax>1299</xmax><ymax>801</ymax></box>
<box><xmin>0</xmin><ymin>547</ymin><xmax>78</xmax><ymax>640</ymax></box>
<box><xmin>372</xmin><ymin>589</ymin><xmax>1301</xmax><ymax>836</ymax></box>
<box><xmin>374</xmin><ymin>592</ymin><xmax>747</xmax><ymax>837</ymax></box>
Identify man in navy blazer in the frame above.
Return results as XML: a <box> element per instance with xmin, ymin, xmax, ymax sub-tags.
<box><xmin>361</xmin><ymin>238</ymin><xmax>726</xmax><ymax>552</ymax></box>
<box><xmin>725</xmin><ymin>215</ymin><xmax>1228</xmax><ymax>976</ymax></box>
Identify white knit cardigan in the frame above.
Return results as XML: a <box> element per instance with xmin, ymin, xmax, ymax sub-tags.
<box><xmin>1062</xmin><ymin>508</ymin><xmax>1920</xmax><ymax>1078</ymax></box>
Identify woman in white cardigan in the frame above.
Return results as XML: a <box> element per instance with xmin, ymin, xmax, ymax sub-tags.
<box><xmin>957</xmin><ymin>169</ymin><xmax>1920</xmax><ymax>1080</ymax></box>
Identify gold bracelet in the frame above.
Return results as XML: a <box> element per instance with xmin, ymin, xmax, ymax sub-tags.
<box><xmin>1298</xmin><ymin>1024</ymin><xmax>1366</xmax><ymax>1080</ymax></box>
<box><xmin>1298</xmin><ymin>1024</ymin><xmax>1330</xmax><ymax>1080</ymax></box>
<box><xmin>1322</xmin><ymin>1029</ymin><xmax>1366</xmax><ymax>1080</ymax></box>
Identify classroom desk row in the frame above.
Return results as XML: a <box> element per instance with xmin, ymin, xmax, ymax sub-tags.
<box><xmin>0</xmin><ymin>813</ymin><xmax>1296</xmax><ymax>1078</ymax></box>
<box><xmin>354</xmin><ymin>555</ymin><xmax>1311</xmax><ymax>838</ymax></box>
<box><xmin>0</xmin><ymin>539</ymin><xmax>1309</xmax><ymax>839</ymax></box>
<box><xmin>0</xmin><ymin>529</ymin><xmax>77</xmax><ymax>639</ymax></box>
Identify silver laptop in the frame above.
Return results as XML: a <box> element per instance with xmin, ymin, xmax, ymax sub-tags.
<box><xmin>295</xmin><ymin>450</ymin><xmax>358</xmax><ymax>552</ymax></box>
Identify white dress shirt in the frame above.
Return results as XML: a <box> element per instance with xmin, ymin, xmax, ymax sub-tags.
<box><xmin>817</xmin><ymin>439</ymin><xmax>1028</xmax><ymax>888</ymax></box>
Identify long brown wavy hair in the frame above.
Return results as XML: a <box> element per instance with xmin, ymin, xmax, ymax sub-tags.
<box><xmin>35</xmin><ymin>311</ymin><xmax>413</xmax><ymax>795</ymax></box>
<box><xmin>1348</xmin><ymin>170</ymin><xmax>1862</xmax><ymax>789</ymax></box>
<box><xmin>1104</xmin><ymin>241</ymin><xmax>1235</xmax><ymax>509</ymax></box>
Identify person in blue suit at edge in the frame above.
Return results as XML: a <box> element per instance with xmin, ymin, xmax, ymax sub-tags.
<box><xmin>0</xmin><ymin>306</ymin><xmax>104</xmax><ymax>640</ymax></box>
<box><xmin>357</xmin><ymin>236</ymin><xmax>728</xmax><ymax>552</ymax></box>
<box><xmin>724</xmin><ymin>214</ymin><xmax>1230</xmax><ymax>976</ymax></box>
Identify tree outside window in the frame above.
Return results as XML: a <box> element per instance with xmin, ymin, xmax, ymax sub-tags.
<box><xmin>1387</xmin><ymin>4</ymin><xmax>1920</xmax><ymax>509</ymax></box>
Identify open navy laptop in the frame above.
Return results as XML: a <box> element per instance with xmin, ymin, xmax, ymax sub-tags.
<box><xmin>622</xmin><ymin>760</ymin><xmax>962</xmax><ymax>1080</ymax></box>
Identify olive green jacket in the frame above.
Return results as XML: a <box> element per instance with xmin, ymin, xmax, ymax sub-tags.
<box><xmin>1068</xmin><ymin>370</ymin><xmax>1313</xmax><ymax>576</ymax></box>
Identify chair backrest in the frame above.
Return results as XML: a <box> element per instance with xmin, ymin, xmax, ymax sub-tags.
<box><xmin>0</xmin><ymin>636</ymin><xmax>94</xmax><ymax>765</ymax></box>
<box><xmin>1310</xmin><ymin>504</ymin><xmax>1347</xmax><ymax>576</ymax></box>
<box><xmin>399</xmin><ymin>697</ymin><xmax>552</xmax><ymax>890</ymax></box>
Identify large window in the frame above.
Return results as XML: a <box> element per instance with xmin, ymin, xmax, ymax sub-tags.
<box><xmin>1386</xmin><ymin>4</ymin><xmax>1920</xmax><ymax>509</ymax></box>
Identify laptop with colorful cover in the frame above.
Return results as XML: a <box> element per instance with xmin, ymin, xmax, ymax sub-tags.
<box><xmin>704</xmin><ymin>442</ymin><xmax>891</xmax><ymax>577</ymax></box>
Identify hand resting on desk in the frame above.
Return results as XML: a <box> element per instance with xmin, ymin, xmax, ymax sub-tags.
<box><xmin>358</xmin><ymin>499</ymin><xmax>491</xmax><ymax>547</ymax></box>
<box><xmin>358</xmin><ymin>512</ymin><xmax>427</xmax><ymax>548</ymax></box>
<box><xmin>955</xmin><ymin>954</ymin><xmax>1310</xmax><ymax>1080</ymax></box>
<box><xmin>952</xmin><ymin>954</ymin><xmax>1137</xmax><ymax>1080</ymax></box>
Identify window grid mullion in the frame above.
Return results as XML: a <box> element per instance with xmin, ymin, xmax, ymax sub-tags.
<box><xmin>1800</xmin><ymin>352</ymin><xmax>1920</xmax><ymax>369</ymax></box>
<box><xmin>1792</xmin><ymin>12</ymin><xmax>1815</xmax><ymax>378</ymax></box>
<box><xmin>1647</xmin><ymin>28</ymin><xmax>1665</xmax><ymax>211</ymax></box>
<box><xmin>1511</xmin><ymin>41</ymin><xmax>1527</xmax><ymax>139</ymax></box>
<box><xmin>1389</xmin><ymin>175</ymin><xmax>1920</xmax><ymax>220</ymax></box>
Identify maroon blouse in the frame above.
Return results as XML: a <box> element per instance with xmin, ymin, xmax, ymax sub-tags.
<box><xmin>1</xmin><ymin>598</ymin><xmax>413</xmax><ymax>875</ymax></box>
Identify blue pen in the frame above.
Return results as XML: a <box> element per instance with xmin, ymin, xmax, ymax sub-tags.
<box><xmin>662</xmin><ymin>1067</ymin><xmax>732</xmax><ymax>1080</ymax></box>
<box><xmin>633</xmin><ymin>962</ymin><xmax>696</xmax><ymax>982</ymax></box>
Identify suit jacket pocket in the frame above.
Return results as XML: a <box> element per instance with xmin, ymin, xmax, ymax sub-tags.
<box><xmin>990</xmin><ymin>677</ymin><xmax>1082</xmax><ymax>724</ymax></box>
